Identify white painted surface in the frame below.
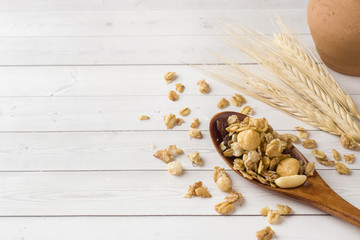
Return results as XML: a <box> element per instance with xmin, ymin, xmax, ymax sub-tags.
<box><xmin>0</xmin><ymin>0</ymin><xmax>359</xmax><ymax>239</ymax></box>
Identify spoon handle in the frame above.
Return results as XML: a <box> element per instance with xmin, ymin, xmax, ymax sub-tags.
<box><xmin>308</xmin><ymin>184</ymin><xmax>360</xmax><ymax>228</ymax></box>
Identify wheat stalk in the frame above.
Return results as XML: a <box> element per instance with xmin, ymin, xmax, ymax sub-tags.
<box><xmin>201</xmin><ymin>20</ymin><xmax>360</xmax><ymax>144</ymax></box>
<box><xmin>274</xmin><ymin>19</ymin><xmax>360</xmax><ymax>120</ymax></box>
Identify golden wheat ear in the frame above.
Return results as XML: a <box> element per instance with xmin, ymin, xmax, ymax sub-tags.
<box><xmin>200</xmin><ymin>18</ymin><xmax>360</xmax><ymax>143</ymax></box>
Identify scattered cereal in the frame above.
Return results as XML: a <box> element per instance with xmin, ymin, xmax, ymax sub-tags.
<box><xmin>164</xmin><ymin>113</ymin><xmax>177</xmax><ymax>129</ymax></box>
<box><xmin>335</xmin><ymin>163</ymin><xmax>350</xmax><ymax>175</ymax></box>
<box><xmin>175</xmin><ymin>118</ymin><xmax>184</xmax><ymax>126</ymax></box>
<box><xmin>213</xmin><ymin>166</ymin><xmax>232</xmax><ymax>192</ymax></box>
<box><xmin>230</xmin><ymin>93</ymin><xmax>246</xmax><ymax>107</ymax></box>
<box><xmin>179</xmin><ymin>107</ymin><xmax>191</xmax><ymax>116</ymax></box>
<box><xmin>214</xmin><ymin>201</ymin><xmax>234</xmax><ymax>214</ymax></box>
<box><xmin>168</xmin><ymin>90</ymin><xmax>179</xmax><ymax>101</ymax></box>
<box><xmin>138</xmin><ymin>115</ymin><xmax>150</xmax><ymax>120</ymax></box>
<box><xmin>197</xmin><ymin>79</ymin><xmax>210</xmax><ymax>93</ymax></box>
<box><xmin>340</xmin><ymin>134</ymin><xmax>357</xmax><ymax>150</ymax></box>
<box><xmin>295</xmin><ymin>126</ymin><xmax>309</xmax><ymax>139</ymax></box>
<box><xmin>256</xmin><ymin>226</ymin><xmax>274</xmax><ymax>240</ymax></box>
<box><xmin>312</xmin><ymin>149</ymin><xmax>327</xmax><ymax>159</ymax></box>
<box><xmin>167</xmin><ymin>145</ymin><xmax>184</xmax><ymax>155</ymax></box>
<box><xmin>240</xmin><ymin>105</ymin><xmax>254</xmax><ymax>115</ymax></box>
<box><xmin>190</xmin><ymin>118</ymin><xmax>200</xmax><ymax>128</ymax></box>
<box><xmin>189</xmin><ymin>128</ymin><xmax>202</xmax><ymax>139</ymax></box>
<box><xmin>304</xmin><ymin>162</ymin><xmax>315</xmax><ymax>176</ymax></box>
<box><xmin>184</xmin><ymin>181</ymin><xmax>211</xmax><ymax>198</ymax></box>
<box><xmin>302</xmin><ymin>139</ymin><xmax>317</xmax><ymax>149</ymax></box>
<box><xmin>164</xmin><ymin>72</ymin><xmax>176</xmax><ymax>83</ymax></box>
<box><xmin>153</xmin><ymin>145</ymin><xmax>183</xmax><ymax>163</ymax></box>
<box><xmin>168</xmin><ymin>160</ymin><xmax>183</xmax><ymax>175</ymax></box>
<box><xmin>344</xmin><ymin>154</ymin><xmax>354</xmax><ymax>164</ymax></box>
<box><xmin>260</xmin><ymin>206</ymin><xmax>270</xmax><ymax>216</ymax></box>
<box><xmin>224</xmin><ymin>191</ymin><xmax>243</xmax><ymax>203</ymax></box>
<box><xmin>153</xmin><ymin>149</ymin><xmax>173</xmax><ymax>163</ymax></box>
<box><xmin>276</xmin><ymin>204</ymin><xmax>292</xmax><ymax>215</ymax></box>
<box><xmin>266</xmin><ymin>210</ymin><xmax>280</xmax><ymax>224</ymax></box>
<box><xmin>150</xmin><ymin>142</ymin><xmax>155</xmax><ymax>150</ymax></box>
<box><xmin>332</xmin><ymin>149</ymin><xmax>341</xmax><ymax>161</ymax></box>
<box><xmin>175</xmin><ymin>83</ymin><xmax>185</xmax><ymax>93</ymax></box>
<box><xmin>187</xmin><ymin>151</ymin><xmax>203</xmax><ymax>166</ymax></box>
<box><xmin>316</xmin><ymin>158</ymin><xmax>335</xmax><ymax>167</ymax></box>
<box><xmin>279</xmin><ymin>133</ymin><xmax>300</xmax><ymax>144</ymax></box>
<box><xmin>217</xmin><ymin>98</ymin><xmax>230</xmax><ymax>109</ymax></box>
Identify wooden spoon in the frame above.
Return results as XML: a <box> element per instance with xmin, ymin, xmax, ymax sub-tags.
<box><xmin>209</xmin><ymin>111</ymin><xmax>360</xmax><ymax>228</ymax></box>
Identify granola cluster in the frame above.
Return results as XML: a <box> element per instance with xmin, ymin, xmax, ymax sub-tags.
<box><xmin>214</xmin><ymin>190</ymin><xmax>243</xmax><ymax>214</ymax></box>
<box><xmin>216</xmin><ymin>115</ymin><xmax>313</xmax><ymax>188</ymax></box>
<box><xmin>256</xmin><ymin>226</ymin><xmax>274</xmax><ymax>240</ymax></box>
<box><xmin>153</xmin><ymin>145</ymin><xmax>184</xmax><ymax>163</ymax></box>
<box><xmin>183</xmin><ymin>181</ymin><xmax>211</xmax><ymax>198</ymax></box>
<box><xmin>261</xmin><ymin>203</ymin><xmax>292</xmax><ymax>224</ymax></box>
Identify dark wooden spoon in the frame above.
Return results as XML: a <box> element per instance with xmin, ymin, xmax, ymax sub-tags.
<box><xmin>209</xmin><ymin>111</ymin><xmax>360</xmax><ymax>228</ymax></box>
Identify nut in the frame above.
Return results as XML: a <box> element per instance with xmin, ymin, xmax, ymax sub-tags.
<box><xmin>332</xmin><ymin>149</ymin><xmax>341</xmax><ymax>161</ymax></box>
<box><xmin>301</xmin><ymin>139</ymin><xmax>317</xmax><ymax>149</ymax></box>
<box><xmin>276</xmin><ymin>158</ymin><xmax>300</xmax><ymax>177</ymax></box>
<box><xmin>138</xmin><ymin>115</ymin><xmax>150</xmax><ymax>120</ymax></box>
<box><xmin>190</xmin><ymin>118</ymin><xmax>200</xmax><ymax>128</ymax></box>
<box><xmin>256</xmin><ymin>226</ymin><xmax>274</xmax><ymax>240</ymax></box>
<box><xmin>197</xmin><ymin>79</ymin><xmax>210</xmax><ymax>93</ymax></box>
<box><xmin>175</xmin><ymin>83</ymin><xmax>184</xmax><ymax>93</ymax></box>
<box><xmin>240</xmin><ymin>105</ymin><xmax>254</xmax><ymax>115</ymax></box>
<box><xmin>168</xmin><ymin>90</ymin><xmax>179</xmax><ymax>101</ymax></box>
<box><xmin>179</xmin><ymin>107</ymin><xmax>191</xmax><ymax>116</ymax></box>
<box><xmin>213</xmin><ymin>166</ymin><xmax>232</xmax><ymax>192</ymax></box>
<box><xmin>187</xmin><ymin>151</ymin><xmax>203</xmax><ymax>165</ymax></box>
<box><xmin>164</xmin><ymin>72</ymin><xmax>176</xmax><ymax>83</ymax></box>
<box><xmin>237</xmin><ymin>129</ymin><xmax>262</xmax><ymax>151</ymax></box>
<box><xmin>230</xmin><ymin>93</ymin><xmax>246</xmax><ymax>107</ymax></box>
<box><xmin>343</xmin><ymin>154</ymin><xmax>354</xmax><ymax>164</ymax></box>
<box><xmin>274</xmin><ymin>175</ymin><xmax>307</xmax><ymax>188</ymax></box>
<box><xmin>214</xmin><ymin>201</ymin><xmax>234</xmax><ymax>214</ymax></box>
<box><xmin>217</xmin><ymin>98</ymin><xmax>230</xmax><ymax>109</ymax></box>
<box><xmin>340</xmin><ymin>134</ymin><xmax>357</xmax><ymax>150</ymax></box>
<box><xmin>167</xmin><ymin>161</ymin><xmax>183</xmax><ymax>175</ymax></box>
<box><xmin>189</xmin><ymin>128</ymin><xmax>202</xmax><ymax>139</ymax></box>
<box><xmin>335</xmin><ymin>163</ymin><xmax>350</xmax><ymax>175</ymax></box>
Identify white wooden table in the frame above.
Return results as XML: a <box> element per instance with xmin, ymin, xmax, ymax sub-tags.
<box><xmin>0</xmin><ymin>0</ymin><xmax>359</xmax><ymax>239</ymax></box>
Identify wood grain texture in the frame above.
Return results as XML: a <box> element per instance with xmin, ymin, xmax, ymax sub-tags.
<box><xmin>0</xmin><ymin>65</ymin><xmax>358</xmax><ymax>96</ymax></box>
<box><xmin>0</xmin><ymin>95</ymin><xmax>358</xmax><ymax>132</ymax></box>
<box><xmin>0</xmin><ymin>130</ymin><xmax>358</xmax><ymax>171</ymax></box>
<box><xmin>0</xmin><ymin>0</ymin><xmax>308</xmax><ymax>11</ymax></box>
<box><xmin>0</xmin><ymin>10</ymin><xmax>309</xmax><ymax>37</ymax></box>
<box><xmin>0</xmin><ymin>170</ymin><xmax>357</xmax><ymax>216</ymax></box>
<box><xmin>0</xmin><ymin>35</ymin><xmax>315</xmax><ymax>65</ymax></box>
<box><xmin>0</xmin><ymin>216</ymin><xmax>359</xmax><ymax>240</ymax></box>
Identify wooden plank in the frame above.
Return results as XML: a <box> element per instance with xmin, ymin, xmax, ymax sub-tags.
<box><xmin>0</xmin><ymin>130</ymin><xmax>358</xmax><ymax>171</ymax></box>
<box><xmin>0</xmin><ymin>65</ymin><xmax>358</xmax><ymax>96</ymax></box>
<box><xmin>0</xmin><ymin>0</ymin><xmax>308</xmax><ymax>11</ymax></box>
<box><xmin>0</xmin><ymin>170</ymin><xmax>357</xmax><ymax>216</ymax></box>
<box><xmin>0</xmin><ymin>35</ymin><xmax>315</xmax><ymax>65</ymax></box>
<box><xmin>0</xmin><ymin>215</ymin><xmax>359</xmax><ymax>240</ymax></box>
<box><xmin>0</xmin><ymin>95</ymin><xmax>329</xmax><ymax>131</ymax></box>
<box><xmin>0</xmin><ymin>9</ymin><xmax>309</xmax><ymax>37</ymax></box>
<box><xmin>0</xmin><ymin>95</ymin><xmax>358</xmax><ymax>132</ymax></box>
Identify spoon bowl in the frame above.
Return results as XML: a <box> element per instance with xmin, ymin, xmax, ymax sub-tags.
<box><xmin>209</xmin><ymin>111</ymin><xmax>360</xmax><ymax>227</ymax></box>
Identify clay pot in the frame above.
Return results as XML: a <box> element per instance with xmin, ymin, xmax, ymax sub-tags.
<box><xmin>307</xmin><ymin>0</ymin><xmax>360</xmax><ymax>76</ymax></box>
